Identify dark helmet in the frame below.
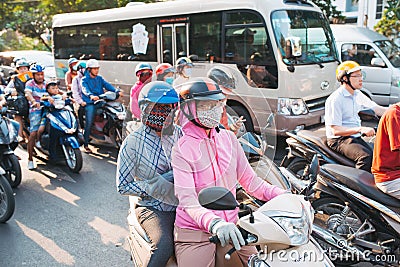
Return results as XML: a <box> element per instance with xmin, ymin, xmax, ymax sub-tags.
<box><xmin>138</xmin><ymin>81</ymin><xmax>179</xmax><ymax>107</ymax></box>
<box><xmin>179</xmin><ymin>77</ymin><xmax>225</xmax><ymax>102</ymax></box>
<box><xmin>207</xmin><ymin>66</ymin><xmax>236</xmax><ymax>92</ymax></box>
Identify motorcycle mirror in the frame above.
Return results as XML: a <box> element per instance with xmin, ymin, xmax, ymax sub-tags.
<box><xmin>358</xmin><ymin>109</ymin><xmax>378</xmax><ymax>121</ymax></box>
<box><xmin>198</xmin><ymin>187</ymin><xmax>238</xmax><ymax>210</ymax></box>
<box><xmin>308</xmin><ymin>154</ymin><xmax>319</xmax><ymax>182</ymax></box>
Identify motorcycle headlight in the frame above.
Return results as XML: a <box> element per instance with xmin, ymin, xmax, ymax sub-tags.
<box><xmin>116</xmin><ymin>112</ymin><xmax>126</xmax><ymax>120</ymax></box>
<box><xmin>277</xmin><ymin>98</ymin><xmax>308</xmax><ymax>116</ymax></box>
<box><xmin>270</xmin><ymin>208</ymin><xmax>311</xmax><ymax>246</ymax></box>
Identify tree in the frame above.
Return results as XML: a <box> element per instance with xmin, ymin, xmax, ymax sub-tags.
<box><xmin>374</xmin><ymin>0</ymin><xmax>400</xmax><ymax>39</ymax></box>
<box><xmin>311</xmin><ymin>0</ymin><xmax>345</xmax><ymax>22</ymax></box>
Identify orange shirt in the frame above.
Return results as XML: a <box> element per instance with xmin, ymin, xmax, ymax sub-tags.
<box><xmin>372</xmin><ymin>104</ymin><xmax>400</xmax><ymax>183</ymax></box>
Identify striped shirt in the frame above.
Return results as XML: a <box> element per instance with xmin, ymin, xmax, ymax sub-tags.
<box><xmin>116</xmin><ymin>124</ymin><xmax>182</xmax><ymax>211</ymax></box>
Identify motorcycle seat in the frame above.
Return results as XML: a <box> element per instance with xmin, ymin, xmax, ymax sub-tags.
<box><xmin>297</xmin><ymin>130</ymin><xmax>355</xmax><ymax>167</ymax></box>
<box><xmin>322</xmin><ymin>164</ymin><xmax>400</xmax><ymax>208</ymax></box>
<box><xmin>128</xmin><ymin>197</ymin><xmax>151</xmax><ymax>243</ymax></box>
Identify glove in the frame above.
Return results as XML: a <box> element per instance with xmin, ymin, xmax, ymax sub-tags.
<box><xmin>210</xmin><ymin>220</ymin><xmax>245</xmax><ymax>250</ymax></box>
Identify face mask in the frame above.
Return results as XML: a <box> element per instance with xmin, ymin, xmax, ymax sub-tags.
<box><xmin>145</xmin><ymin>104</ymin><xmax>173</xmax><ymax>132</ymax></box>
<box><xmin>197</xmin><ymin>105</ymin><xmax>223</xmax><ymax>129</ymax></box>
<box><xmin>183</xmin><ymin>68</ymin><xmax>192</xmax><ymax>78</ymax></box>
<box><xmin>165</xmin><ymin>76</ymin><xmax>174</xmax><ymax>85</ymax></box>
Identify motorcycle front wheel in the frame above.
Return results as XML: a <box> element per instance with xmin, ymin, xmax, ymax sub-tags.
<box><xmin>312</xmin><ymin>196</ymin><xmax>365</xmax><ymax>265</ymax></box>
<box><xmin>0</xmin><ymin>174</ymin><xmax>15</xmax><ymax>223</ymax></box>
<box><xmin>64</xmin><ymin>146</ymin><xmax>83</xmax><ymax>173</ymax></box>
<box><xmin>287</xmin><ymin>157</ymin><xmax>308</xmax><ymax>179</ymax></box>
<box><xmin>112</xmin><ymin>126</ymin><xmax>123</xmax><ymax>149</ymax></box>
<box><xmin>1</xmin><ymin>154</ymin><xmax>22</xmax><ymax>188</ymax></box>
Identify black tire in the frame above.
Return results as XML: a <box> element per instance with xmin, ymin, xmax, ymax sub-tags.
<box><xmin>1</xmin><ymin>154</ymin><xmax>22</xmax><ymax>188</ymax></box>
<box><xmin>0</xmin><ymin>174</ymin><xmax>15</xmax><ymax>223</ymax></box>
<box><xmin>113</xmin><ymin>127</ymin><xmax>123</xmax><ymax>149</ymax></box>
<box><xmin>312</xmin><ymin>197</ymin><xmax>365</xmax><ymax>265</ymax></box>
<box><xmin>287</xmin><ymin>158</ymin><xmax>308</xmax><ymax>179</ymax></box>
<box><xmin>228</xmin><ymin>105</ymin><xmax>254</xmax><ymax>133</ymax></box>
<box><xmin>64</xmin><ymin>146</ymin><xmax>83</xmax><ymax>173</ymax></box>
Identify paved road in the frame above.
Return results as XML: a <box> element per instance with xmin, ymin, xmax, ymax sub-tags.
<box><xmin>0</xmin><ymin>144</ymin><xmax>132</xmax><ymax>267</ymax></box>
<box><xmin>0</xmin><ymin>129</ymin><xmax>379</xmax><ymax>267</ymax></box>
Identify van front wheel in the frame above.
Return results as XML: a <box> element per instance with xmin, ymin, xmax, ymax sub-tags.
<box><xmin>228</xmin><ymin>105</ymin><xmax>254</xmax><ymax>133</ymax></box>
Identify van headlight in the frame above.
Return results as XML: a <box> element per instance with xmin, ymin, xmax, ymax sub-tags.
<box><xmin>392</xmin><ymin>76</ymin><xmax>400</xmax><ymax>87</ymax></box>
<box><xmin>270</xmin><ymin>208</ymin><xmax>311</xmax><ymax>246</ymax></box>
<box><xmin>277</xmin><ymin>98</ymin><xmax>308</xmax><ymax>116</ymax></box>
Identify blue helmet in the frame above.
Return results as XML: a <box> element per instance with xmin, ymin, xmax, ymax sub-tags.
<box><xmin>30</xmin><ymin>64</ymin><xmax>45</xmax><ymax>73</ymax></box>
<box><xmin>73</xmin><ymin>61</ymin><xmax>86</xmax><ymax>71</ymax></box>
<box><xmin>138</xmin><ymin>81</ymin><xmax>179</xmax><ymax>107</ymax></box>
<box><xmin>15</xmin><ymin>59</ymin><xmax>30</xmax><ymax>69</ymax></box>
<box><xmin>135</xmin><ymin>62</ymin><xmax>153</xmax><ymax>76</ymax></box>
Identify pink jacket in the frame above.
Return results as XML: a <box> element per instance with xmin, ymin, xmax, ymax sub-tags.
<box><xmin>130</xmin><ymin>81</ymin><xmax>145</xmax><ymax>118</ymax></box>
<box><xmin>172</xmin><ymin>109</ymin><xmax>285</xmax><ymax>232</ymax></box>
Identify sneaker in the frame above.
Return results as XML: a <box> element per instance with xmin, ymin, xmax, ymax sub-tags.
<box><xmin>35</xmin><ymin>141</ymin><xmax>42</xmax><ymax>149</ymax></box>
<box><xmin>28</xmin><ymin>161</ymin><xmax>36</xmax><ymax>170</ymax></box>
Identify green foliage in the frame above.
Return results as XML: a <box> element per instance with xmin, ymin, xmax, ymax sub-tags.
<box><xmin>311</xmin><ymin>0</ymin><xmax>345</xmax><ymax>20</ymax></box>
<box><xmin>374</xmin><ymin>0</ymin><xmax>400</xmax><ymax>39</ymax></box>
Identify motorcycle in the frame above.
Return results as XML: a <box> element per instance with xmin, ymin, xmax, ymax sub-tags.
<box><xmin>300</xmin><ymin>157</ymin><xmax>400</xmax><ymax>266</ymax></box>
<box><xmin>37</xmin><ymin>96</ymin><xmax>83</xmax><ymax>173</ymax></box>
<box><xmin>0</xmin><ymin>166</ymin><xmax>15</xmax><ymax>223</ymax></box>
<box><xmin>198</xmin><ymin>186</ymin><xmax>334</xmax><ymax>266</ymax></box>
<box><xmin>126</xmin><ymin>125</ymin><xmax>319</xmax><ymax>266</ymax></box>
<box><xmin>281</xmin><ymin>109</ymin><xmax>379</xmax><ymax>181</ymax></box>
<box><xmin>0</xmin><ymin>108</ymin><xmax>22</xmax><ymax>188</ymax></box>
<box><xmin>91</xmin><ymin>91</ymin><xmax>126</xmax><ymax>149</ymax></box>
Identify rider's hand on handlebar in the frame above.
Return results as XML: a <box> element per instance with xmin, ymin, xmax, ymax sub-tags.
<box><xmin>360</xmin><ymin>126</ymin><xmax>375</xmax><ymax>137</ymax></box>
<box><xmin>90</xmin><ymin>95</ymin><xmax>100</xmax><ymax>101</ymax></box>
<box><xmin>210</xmin><ymin>220</ymin><xmax>245</xmax><ymax>250</ymax></box>
<box><xmin>118</xmin><ymin>91</ymin><xmax>124</xmax><ymax>97</ymax></box>
<box><xmin>31</xmin><ymin>101</ymin><xmax>40</xmax><ymax>109</ymax></box>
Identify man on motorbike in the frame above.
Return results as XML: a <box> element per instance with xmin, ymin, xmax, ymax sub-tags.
<box><xmin>81</xmin><ymin>59</ymin><xmax>121</xmax><ymax>153</ymax></box>
<box><xmin>207</xmin><ymin>66</ymin><xmax>245</xmax><ymax>132</ymax></box>
<box><xmin>372</xmin><ymin>103</ymin><xmax>400</xmax><ymax>199</ymax></box>
<box><xmin>116</xmin><ymin>81</ymin><xmax>181</xmax><ymax>266</ymax></box>
<box><xmin>325</xmin><ymin>61</ymin><xmax>387</xmax><ymax>171</ymax></box>
<box><xmin>64</xmin><ymin>57</ymin><xmax>78</xmax><ymax>91</ymax></box>
<box><xmin>71</xmin><ymin>61</ymin><xmax>86</xmax><ymax>129</ymax></box>
<box><xmin>24</xmin><ymin>64</ymin><xmax>47</xmax><ymax>170</ymax></box>
<box><xmin>130</xmin><ymin>62</ymin><xmax>153</xmax><ymax>120</ymax></box>
<box><xmin>172</xmin><ymin>57</ymin><xmax>194</xmax><ymax>89</ymax></box>
<box><xmin>172</xmin><ymin>77</ymin><xmax>286</xmax><ymax>266</ymax></box>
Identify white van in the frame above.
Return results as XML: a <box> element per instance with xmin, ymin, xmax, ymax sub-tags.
<box><xmin>331</xmin><ymin>25</ymin><xmax>400</xmax><ymax>106</ymax></box>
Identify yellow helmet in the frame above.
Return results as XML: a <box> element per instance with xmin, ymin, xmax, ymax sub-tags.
<box><xmin>336</xmin><ymin>61</ymin><xmax>361</xmax><ymax>82</ymax></box>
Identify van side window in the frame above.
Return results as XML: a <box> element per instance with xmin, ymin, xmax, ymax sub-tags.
<box><xmin>341</xmin><ymin>43</ymin><xmax>380</xmax><ymax>67</ymax></box>
<box><xmin>223</xmin><ymin>11</ymin><xmax>278</xmax><ymax>89</ymax></box>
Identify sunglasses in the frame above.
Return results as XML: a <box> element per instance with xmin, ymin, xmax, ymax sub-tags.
<box><xmin>140</xmin><ymin>71</ymin><xmax>152</xmax><ymax>77</ymax></box>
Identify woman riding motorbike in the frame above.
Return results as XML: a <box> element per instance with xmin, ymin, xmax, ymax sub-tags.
<box><xmin>116</xmin><ymin>81</ymin><xmax>181</xmax><ymax>266</ymax></box>
<box><xmin>172</xmin><ymin>77</ymin><xmax>286</xmax><ymax>266</ymax></box>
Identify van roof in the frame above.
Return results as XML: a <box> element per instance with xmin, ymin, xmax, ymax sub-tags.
<box><xmin>330</xmin><ymin>25</ymin><xmax>388</xmax><ymax>43</ymax></box>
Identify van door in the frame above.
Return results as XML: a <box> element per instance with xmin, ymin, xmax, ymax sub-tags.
<box><xmin>159</xmin><ymin>22</ymin><xmax>189</xmax><ymax>65</ymax></box>
<box><xmin>340</xmin><ymin>43</ymin><xmax>392</xmax><ymax>105</ymax></box>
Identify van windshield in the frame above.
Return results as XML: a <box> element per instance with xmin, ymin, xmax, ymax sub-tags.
<box><xmin>375</xmin><ymin>40</ymin><xmax>400</xmax><ymax>68</ymax></box>
<box><xmin>271</xmin><ymin>10</ymin><xmax>337</xmax><ymax>65</ymax></box>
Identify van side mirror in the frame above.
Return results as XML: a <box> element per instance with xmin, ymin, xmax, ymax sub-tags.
<box><xmin>371</xmin><ymin>58</ymin><xmax>385</xmax><ymax>67</ymax></box>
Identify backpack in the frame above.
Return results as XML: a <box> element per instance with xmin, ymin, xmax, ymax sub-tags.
<box><xmin>7</xmin><ymin>72</ymin><xmax>33</xmax><ymax>117</ymax></box>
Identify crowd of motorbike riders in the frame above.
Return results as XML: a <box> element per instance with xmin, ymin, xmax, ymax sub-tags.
<box><xmin>1</xmin><ymin>54</ymin><xmax>399</xmax><ymax>265</ymax></box>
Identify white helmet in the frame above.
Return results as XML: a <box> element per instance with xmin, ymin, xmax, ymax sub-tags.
<box><xmin>86</xmin><ymin>59</ymin><xmax>100</xmax><ymax>68</ymax></box>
